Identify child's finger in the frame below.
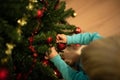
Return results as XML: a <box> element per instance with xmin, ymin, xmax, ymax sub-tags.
<box><xmin>44</xmin><ymin>55</ymin><xmax>49</xmax><ymax>60</ymax></box>
<box><xmin>56</xmin><ymin>34</ymin><xmax>61</xmax><ymax>40</ymax></box>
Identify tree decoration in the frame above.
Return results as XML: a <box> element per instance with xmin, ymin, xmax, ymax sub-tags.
<box><xmin>36</xmin><ymin>9</ymin><xmax>44</xmax><ymax>18</ymax></box>
<box><xmin>47</xmin><ymin>37</ymin><xmax>53</xmax><ymax>44</ymax></box>
<box><xmin>72</xmin><ymin>12</ymin><xmax>77</xmax><ymax>17</ymax></box>
<box><xmin>26</xmin><ymin>3</ymin><xmax>34</xmax><ymax>10</ymax></box>
<box><xmin>29</xmin><ymin>0</ymin><xmax>38</xmax><ymax>3</ymax></box>
<box><xmin>75</xmin><ymin>44</ymin><xmax>81</xmax><ymax>47</ymax></box>
<box><xmin>33</xmin><ymin>53</ymin><xmax>38</xmax><ymax>58</ymax></box>
<box><xmin>57</xmin><ymin>43</ymin><xmax>66</xmax><ymax>50</ymax></box>
<box><xmin>0</xmin><ymin>0</ymin><xmax>77</xmax><ymax>79</ymax></box>
<box><xmin>42</xmin><ymin>59</ymin><xmax>50</xmax><ymax>67</ymax></box>
<box><xmin>17</xmin><ymin>18</ymin><xmax>27</xmax><ymax>26</ymax></box>
<box><xmin>5</xmin><ymin>43</ymin><xmax>15</xmax><ymax>55</ymax></box>
<box><xmin>54</xmin><ymin>68</ymin><xmax>61</xmax><ymax>78</ymax></box>
<box><xmin>1</xmin><ymin>58</ymin><xmax>8</xmax><ymax>64</ymax></box>
<box><xmin>0</xmin><ymin>68</ymin><xmax>9</xmax><ymax>80</ymax></box>
<box><xmin>74</xmin><ymin>27</ymin><xmax>82</xmax><ymax>34</ymax></box>
<box><xmin>28</xmin><ymin>37</ymin><xmax>34</xmax><ymax>44</ymax></box>
<box><xmin>29</xmin><ymin>45</ymin><xmax>36</xmax><ymax>53</ymax></box>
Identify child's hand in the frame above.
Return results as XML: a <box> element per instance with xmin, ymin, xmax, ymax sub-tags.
<box><xmin>56</xmin><ymin>34</ymin><xmax>67</xmax><ymax>43</ymax></box>
<box><xmin>46</xmin><ymin>47</ymin><xmax>58</xmax><ymax>59</ymax></box>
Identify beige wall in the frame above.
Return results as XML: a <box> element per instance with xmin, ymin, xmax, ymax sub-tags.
<box><xmin>66</xmin><ymin>0</ymin><xmax>120</xmax><ymax>37</ymax></box>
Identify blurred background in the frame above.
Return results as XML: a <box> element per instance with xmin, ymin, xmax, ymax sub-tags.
<box><xmin>63</xmin><ymin>0</ymin><xmax>120</xmax><ymax>66</ymax></box>
<box><xmin>66</xmin><ymin>0</ymin><xmax>120</xmax><ymax>37</ymax></box>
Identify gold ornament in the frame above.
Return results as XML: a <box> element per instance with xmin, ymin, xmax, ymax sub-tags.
<box><xmin>17</xmin><ymin>28</ymin><xmax>22</xmax><ymax>41</ymax></box>
<box><xmin>26</xmin><ymin>3</ymin><xmax>34</xmax><ymax>10</ymax></box>
<box><xmin>1</xmin><ymin>58</ymin><xmax>8</xmax><ymax>64</ymax></box>
<box><xmin>73</xmin><ymin>12</ymin><xmax>77</xmax><ymax>17</ymax></box>
<box><xmin>29</xmin><ymin>0</ymin><xmax>38</xmax><ymax>3</ymax></box>
<box><xmin>6</xmin><ymin>43</ymin><xmax>14</xmax><ymax>50</ymax></box>
<box><xmin>5</xmin><ymin>50</ymin><xmax>12</xmax><ymax>55</ymax></box>
<box><xmin>5</xmin><ymin>43</ymin><xmax>15</xmax><ymax>55</ymax></box>
<box><xmin>17</xmin><ymin>18</ymin><xmax>27</xmax><ymax>26</ymax></box>
<box><xmin>17</xmin><ymin>27</ymin><xmax>22</xmax><ymax>34</ymax></box>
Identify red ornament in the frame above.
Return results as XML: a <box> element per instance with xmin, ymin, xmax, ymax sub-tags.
<box><xmin>71</xmin><ymin>44</ymin><xmax>81</xmax><ymax>50</ymax></box>
<box><xmin>74</xmin><ymin>27</ymin><xmax>81</xmax><ymax>34</ymax></box>
<box><xmin>37</xmin><ymin>9</ymin><xmax>43</xmax><ymax>18</ymax></box>
<box><xmin>57</xmin><ymin>43</ymin><xmax>66</xmax><ymax>50</ymax></box>
<box><xmin>28</xmin><ymin>37</ymin><xmax>34</xmax><ymax>44</ymax></box>
<box><xmin>33</xmin><ymin>53</ymin><xmax>38</xmax><ymax>58</ymax></box>
<box><xmin>42</xmin><ymin>59</ymin><xmax>49</xmax><ymax>66</ymax></box>
<box><xmin>29</xmin><ymin>45</ymin><xmax>36</xmax><ymax>53</ymax></box>
<box><xmin>75</xmin><ymin>44</ymin><xmax>81</xmax><ymax>47</ymax></box>
<box><xmin>54</xmin><ymin>69</ymin><xmax>61</xmax><ymax>78</ymax></box>
<box><xmin>47</xmin><ymin>37</ymin><xmax>53</xmax><ymax>43</ymax></box>
<box><xmin>0</xmin><ymin>68</ymin><xmax>9</xmax><ymax>80</ymax></box>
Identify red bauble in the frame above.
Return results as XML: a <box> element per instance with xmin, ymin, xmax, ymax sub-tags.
<box><xmin>33</xmin><ymin>53</ymin><xmax>38</xmax><ymax>58</ymax></box>
<box><xmin>57</xmin><ymin>43</ymin><xmax>66</xmax><ymax>50</ymax></box>
<box><xmin>37</xmin><ymin>9</ymin><xmax>43</xmax><ymax>18</ymax></box>
<box><xmin>42</xmin><ymin>59</ymin><xmax>49</xmax><ymax>66</ymax></box>
<box><xmin>29</xmin><ymin>45</ymin><xmax>36</xmax><ymax>53</ymax></box>
<box><xmin>75</xmin><ymin>44</ymin><xmax>81</xmax><ymax>47</ymax></box>
<box><xmin>47</xmin><ymin>37</ymin><xmax>53</xmax><ymax>43</ymax></box>
<box><xmin>54</xmin><ymin>69</ymin><xmax>61</xmax><ymax>78</ymax></box>
<box><xmin>74</xmin><ymin>27</ymin><xmax>81</xmax><ymax>34</ymax></box>
<box><xmin>0</xmin><ymin>68</ymin><xmax>9</xmax><ymax>80</ymax></box>
<box><xmin>28</xmin><ymin>37</ymin><xmax>34</xmax><ymax>44</ymax></box>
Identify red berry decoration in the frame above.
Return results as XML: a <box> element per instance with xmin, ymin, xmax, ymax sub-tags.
<box><xmin>47</xmin><ymin>37</ymin><xmax>53</xmax><ymax>43</ymax></box>
<box><xmin>29</xmin><ymin>45</ymin><xmax>36</xmax><ymax>53</ymax></box>
<box><xmin>28</xmin><ymin>37</ymin><xmax>34</xmax><ymax>44</ymax></box>
<box><xmin>0</xmin><ymin>68</ymin><xmax>9</xmax><ymax>80</ymax></box>
<box><xmin>57</xmin><ymin>43</ymin><xmax>66</xmax><ymax>50</ymax></box>
<box><xmin>74</xmin><ymin>27</ymin><xmax>81</xmax><ymax>34</ymax></box>
<box><xmin>33</xmin><ymin>53</ymin><xmax>38</xmax><ymax>58</ymax></box>
<box><xmin>42</xmin><ymin>59</ymin><xmax>49</xmax><ymax>66</ymax></box>
<box><xmin>37</xmin><ymin>9</ymin><xmax>43</xmax><ymax>18</ymax></box>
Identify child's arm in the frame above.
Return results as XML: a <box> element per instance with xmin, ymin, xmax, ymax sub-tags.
<box><xmin>67</xmin><ymin>32</ymin><xmax>102</xmax><ymax>45</ymax></box>
<box><xmin>48</xmin><ymin>47</ymin><xmax>89</xmax><ymax>80</ymax></box>
<box><xmin>50</xmin><ymin>54</ymin><xmax>89</xmax><ymax>80</ymax></box>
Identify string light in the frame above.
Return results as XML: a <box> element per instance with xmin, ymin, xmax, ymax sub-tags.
<box><xmin>17</xmin><ymin>18</ymin><xmax>27</xmax><ymax>26</ymax></box>
<box><xmin>1</xmin><ymin>58</ymin><xmax>8</xmax><ymax>64</ymax></box>
<box><xmin>5</xmin><ymin>43</ymin><xmax>15</xmax><ymax>55</ymax></box>
<box><xmin>29</xmin><ymin>0</ymin><xmax>38</xmax><ymax>3</ymax></box>
<box><xmin>26</xmin><ymin>3</ymin><xmax>34</xmax><ymax>10</ymax></box>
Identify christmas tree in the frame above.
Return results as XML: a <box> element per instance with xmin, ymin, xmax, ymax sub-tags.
<box><xmin>0</xmin><ymin>0</ymin><xmax>79</xmax><ymax>80</ymax></box>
